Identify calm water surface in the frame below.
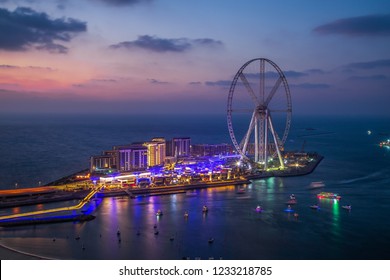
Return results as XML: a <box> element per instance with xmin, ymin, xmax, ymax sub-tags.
<box><xmin>0</xmin><ymin>114</ymin><xmax>389</xmax><ymax>259</ymax></box>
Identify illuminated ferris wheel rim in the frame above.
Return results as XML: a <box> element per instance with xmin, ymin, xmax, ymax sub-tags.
<box><xmin>227</xmin><ymin>58</ymin><xmax>292</xmax><ymax>165</ymax></box>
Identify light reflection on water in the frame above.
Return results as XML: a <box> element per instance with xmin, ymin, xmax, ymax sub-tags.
<box><xmin>1</xmin><ymin>176</ymin><xmax>389</xmax><ymax>260</ymax></box>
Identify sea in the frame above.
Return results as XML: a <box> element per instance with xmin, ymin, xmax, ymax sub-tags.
<box><xmin>0</xmin><ymin>113</ymin><xmax>389</xmax><ymax>260</ymax></box>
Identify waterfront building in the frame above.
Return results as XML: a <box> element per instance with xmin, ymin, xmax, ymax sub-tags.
<box><xmin>143</xmin><ymin>138</ymin><xmax>166</xmax><ymax>167</ymax></box>
<box><xmin>90</xmin><ymin>150</ymin><xmax>117</xmax><ymax>172</ymax></box>
<box><xmin>191</xmin><ymin>143</ymin><xmax>234</xmax><ymax>157</ymax></box>
<box><xmin>130</xmin><ymin>145</ymin><xmax>148</xmax><ymax>170</ymax></box>
<box><xmin>167</xmin><ymin>137</ymin><xmax>191</xmax><ymax>157</ymax></box>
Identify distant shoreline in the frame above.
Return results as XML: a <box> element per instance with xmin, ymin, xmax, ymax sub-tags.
<box><xmin>0</xmin><ymin>153</ymin><xmax>323</xmax><ymax>210</ymax></box>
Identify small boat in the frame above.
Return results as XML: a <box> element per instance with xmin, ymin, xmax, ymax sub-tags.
<box><xmin>342</xmin><ymin>205</ymin><xmax>352</xmax><ymax>211</ymax></box>
<box><xmin>255</xmin><ymin>205</ymin><xmax>263</xmax><ymax>212</ymax></box>
<box><xmin>154</xmin><ymin>231</ymin><xmax>159</xmax><ymax>235</ymax></box>
<box><xmin>169</xmin><ymin>236</ymin><xmax>174</xmax><ymax>241</ymax></box>
<box><xmin>317</xmin><ymin>192</ymin><xmax>341</xmax><ymax>200</ymax></box>
<box><xmin>285</xmin><ymin>199</ymin><xmax>297</xmax><ymax>205</ymax></box>
<box><xmin>293</xmin><ymin>213</ymin><xmax>299</xmax><ymax>218</ymax></box>
<box><xmin>202</xmin><ymin>205</ymin><xmax>208</xmax><ymax>213</ymax></box>
<box><xmin>208</xmin><ymin>238</ymin><xmax>214</xmax><ymax>244</ymax></box>
<box><xmin>309</xmin><ymin>181</ymin><xmax>325</xmax><ymax>189</ymax></box>
<box><xmin>289</xmin><ymin>194</ymin><xmax>296</xmax><ymax>200</ymax></box>
<box><xmin>309</xmin><ymin>204</ymin><xmax>320</xmax><ymax>210</ymax></box>
<box><xmin>284</xmin><ymin>205</ymin><xmax>294</xmax><ymax>212</ymax></box>
<box><xmin>184</xmin><ymin>211</ymin><xmax>189</xmax><ymax>218</ymax></box>
<box><xmin>75</xmin><ymin>236</ymin><xmax>81</xmax><ymax>240</ymax></box>
<box><xmin>117</xmin><ymin>229</ymin><xmax>121</xmax><ymax>236</ymax></box>
<box><xmin>156</xmin><ymin>209</ymin><xmax>163</xmax><ymax>216</ymax></box>
<box><xmin>236</xmin><ymin>187</ymin><xmax>245</xmax><ymax>194</ymax></box>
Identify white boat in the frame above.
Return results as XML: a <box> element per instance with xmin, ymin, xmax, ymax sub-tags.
<box><xmin>202</xmin><ymin>205</ymin><xmax>208</xmax><ymax>213</ymax></box>
<box><xmin>156</xmin><ymin>209</ymin><xmax>163</xmax><ymax>216</ymax></box>
<box><xmin>342</xmin><ymin>205</ymin><xmax>352</xmax><ymax>211</ymax></box>
<box><xmin>309</xmin><ymin>181</ymin><xmax>325</xmax><ymax>189</ymax></box>
<box><xmin>309</xmin><ymin>204</ymin><xmax>320</xmax><ymax>210</ymax></box>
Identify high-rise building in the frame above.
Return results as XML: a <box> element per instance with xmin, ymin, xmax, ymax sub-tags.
<box><xmin>171</xmin><ymin>137</ymin><xmax>191</xmax><ymax>157</ymax></box>
<box><xmin>144</xmin><ymin>137</ymin><xmax>166</xmax><ymax>167</ymax></box>
<box><xmin>90</xmin><ymin>150</ymin><xmax>117</xmax><ymax>172</ymax></box>
<box><xmin>191</xmin><ymin>143</ymin><xmax>234</xmax><ymax>157</ymax></box>
<box><xmin>130</xmin><ymin>145</ymin><xmax>148</xmax><ymax>170</ymax></box>
<box><xmin>114</xmin><ymin>144</ymin><xmax>148</xmax><ymax>171</ymax></box>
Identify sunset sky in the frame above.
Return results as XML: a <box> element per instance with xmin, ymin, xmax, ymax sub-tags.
<box><xmin>1</xmin><ymin>0</ymin><xmax>390</xmax><ymax>116</ymax></box>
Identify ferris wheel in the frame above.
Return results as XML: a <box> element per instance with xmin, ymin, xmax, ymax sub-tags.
<box><xmin>227</xmin><ymin>58</ymin><xmax>292</xmax><ymax>170</ymax></box>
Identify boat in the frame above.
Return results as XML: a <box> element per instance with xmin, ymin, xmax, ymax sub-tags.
<box><xmin>285</xmin><ymin>199</ymin><xmax>297</xmax><ymax>205</ymax></box>
<box><xmin>184</xmin><ymin>211</ymin><xmax>189</xmax><ymax>218</ymax></box>
<box><xmin>309</xmin><ymin>181</ymin><xmax>325</xmax><ymax>189</ymax></box>
<box><xmin>255</xmin><ymin>205</ymin><xmax>263</xmax><ymax>212</ymax></box>
<box><xmin>379</xmin><ymin>139</ymin><xmax>390</xmax><ymax>147</ymax></box>
<box><xmin>236</xmin><ymin>187</ymin><xmax>245</xmax><ymax>194</ymax></box>
<box><xmin>208</xmin><ymin>238</ymin><xmax>214</xmax><ymax>244</ymax></box>
<box><xmin>317</xmin><ymin>192</ymin><xmax>341</xmax><ymax>200</ymax></box>
<box><xmin>289</xmin><ymin>194</ymin><xmax>296</xmax><ymax>200</ymax></box>
<box><xmin>202</xmin><ymin>205</ymin><xmax>208</xmax><ymax>213</ymax></box>
<box><xmin>284</xmin><ymin>205</ymin><xmax>294</xmax><ymax>212</ymax></box>
<box><xmin>309</xmin><ymin>204</ymin><xmax>320</xmax><ymax>210</ymax></box>
<box><xmin>156</xmin><ymin>209</ymin><xmax>163</xmax><ymax>216</ymax></box>
<box><xmin>342</xmin><ymin>205</ymin><xmax>352</xmax><ymax>211</ymax></box>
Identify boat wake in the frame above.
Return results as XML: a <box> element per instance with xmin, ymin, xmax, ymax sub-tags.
<box><xmin>338</xmin><ymin>171</ymin><xmax>384</xmax><ymax>184</ymax></box>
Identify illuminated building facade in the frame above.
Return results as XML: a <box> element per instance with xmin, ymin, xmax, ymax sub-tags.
<box><xmin>144</xmin><ymin>138</ymin><xmax>166</xmax><ymax>167</ymax></box>
<box><xmin>191</xmin><ymin>143</ymin><xmax>234</xmax><ymax>157</ymax></box>
<box><xmin>166</xmin><ymin>137</ymin><xmax>191</xmax><ymax>157</ymax></box>
<box><xmin>90</xmin><ymin>150</ymin><xmax>117</xmax><ymax>172</ymax></box>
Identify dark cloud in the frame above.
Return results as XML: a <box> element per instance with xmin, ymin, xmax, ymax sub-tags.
<box><xmin>205</xmin><ymin>80</ymin><xmax>231</xmax><ymax>87</ymax></box>
<box><xmin>305</xmin><ymin>69</ymin><xmax>326</xmax><ymax>75</ymax></box>
<box><xmin>91</xmin><ymin>79</ymin><xmax>117</xmax><ymax>83</ymax></box>
<box><xmin>148</xmin><ymin>78</ymin><xmax>170</xmax><ymax>84</ymax></box>
<box><xmin>95</xmin><ymin>0</ymin><xmax>152</xmax><ymax>6</ymax></box>
<box><xmin>344</xmin><ymin>59</ymin><xmax>390</xmax><ymax>70</ymax></box>
<box><xmin>0</xmin><ymin>64</ymin><xmax>55</xmax><ymax>71</ymax></box>
<box><xmin>291</xmin><ymin>83</ymin><xmax>330</xmax><ymax>89</ymax></box>
<box><xmin>0</xmin><ymin>64</ymin><xmax>19</xmax><ymax>69</ymax></box>
<box><xmin>110</xmin><ymin>35</ymin><xmax>223</xmax><ymax>52</ymax></box>
<box><xmin>348</xmin><ymin>75</ymin><xmax>388</xmax><ymax>81</ymax></box>
<box><xmin>244</xmin><ymin>70</ymin><xmax>306</xmax><ymax>79</ymax></box>
<box><xmin>0</xmin><ymin>7</ymin><xmax>87</xmax><ymax>53</ymax></box>
<box><xmin>188</xmin><ymin>81</ymin><xmax>202</xmax><ymax>85</ymax></box>
<box><xmin>284</xmin><ymin>70</ymin><xmax>307</xmax><ymax>78</ymax></box>
<box><xmin>313</xmin><ymin>14</ymin><xmax>390</xmax><ymax>36</ymax></box>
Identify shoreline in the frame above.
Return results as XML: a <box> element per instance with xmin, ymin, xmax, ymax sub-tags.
<box><xmin>0</xmin><ymin>153</ymin><xmax>323</xmax><ymax>209</ymax></box>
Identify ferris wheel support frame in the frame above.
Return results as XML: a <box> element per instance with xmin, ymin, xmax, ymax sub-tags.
<box><xmin>227</xmin><ymin>58</ymin><xmax>292</xmax><ymax>170</ymax></box>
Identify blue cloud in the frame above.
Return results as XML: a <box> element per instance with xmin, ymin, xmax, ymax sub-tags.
<box><xmin>348</xmin><ymin>75</ymin><xmax>388</xmax><ymax>81</ymax></box>
<box><xmin>0</xmin><ymin>7</ymin><xmax>87</xmax><ymax>53</ymax></box>
<box><xmin>205</xmin><ymin>80</ymin><xmax>231</xmax><ymax>87</ymax></box>
<box><xmin>110</xmin><ymin>35</ymin><xmax>223</xmax><ymax>52</ymax></box>
<box><xmin>313</xmin><ymin>14</ymin><xmax>390</xmax><ymax>36</ymax></box>
<box><xmin>344</xmin><ymin>59</ymin><xmax>390</xmax><ymax>70</ymax></box>
<box><xmin>95</xmin><ymin>0</ymin><xmax>153</xmax><ymax>6</ymax></box>
<box><xmin>291</xmin><ymin>83</ymin><xmax>330</xmax><ymax>89</ymax></box>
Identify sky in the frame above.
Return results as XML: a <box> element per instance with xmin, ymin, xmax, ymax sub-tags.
<box><xmin>0</xmin><ymin>0</ymin><xmax>390</xmax><ymax>116</ymax></box>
